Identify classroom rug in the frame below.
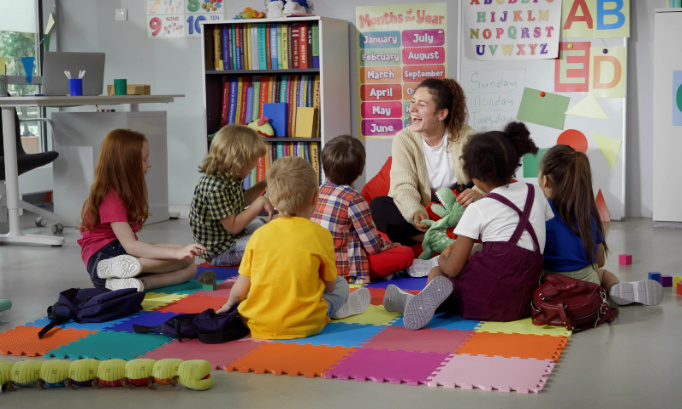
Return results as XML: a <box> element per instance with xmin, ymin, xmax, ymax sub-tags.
<box><xmin>0</xmin><ymin>263</ymin><xmax>572</xmax><ymax>393</ymax></box>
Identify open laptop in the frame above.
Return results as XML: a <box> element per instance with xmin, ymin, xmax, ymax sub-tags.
<box><xmin>42</xmin><ymin>52</ymin><xmax>105</xmax><ymax>96</ymax></box>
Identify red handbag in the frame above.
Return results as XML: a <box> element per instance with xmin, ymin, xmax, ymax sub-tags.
<box><xmin>531</xmin><ymin>274</ymin><xmax>618</xmax><ymax>333</ymax></box>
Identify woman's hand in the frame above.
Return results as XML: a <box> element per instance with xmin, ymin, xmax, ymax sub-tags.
<box><xmin>412</xmin><ymin>210</ymin><xmax>430</xmax><ymax>232</ymax></box>
<box><xmin>456</xmin><ymin>188</ymin><xmax>483</xmax><ymax>208</ymax></box>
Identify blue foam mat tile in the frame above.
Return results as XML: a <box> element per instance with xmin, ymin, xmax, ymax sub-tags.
<box><xmin>104</xmin><ymin>311</ymin><xmax>182</xmax><ymax>333</ymax></box>
<box><xmin>391</xmin><ymin>312</ymin><xmax>482</xmax><ymax>331</ymax></box>
<box><xmin>195</xmin><ymin>265</ymin><xmax>239</xmax><ymax>281</ymax></box>
<box><xmin>276</xmin><ymin>322</ymin><xmax>386</xmax><ymax>348</ymax></box>
<box><xmin>45</xmin><ymin>331</ymin><xmax>172</xmax><ymax>360</ymax></box>
<box><xmin>25</xmin><ymin>314</ymin><xmax>142</xmax><ymax>332</ymax></box>
<box><xmin>367</xmin><ymin>276</ymin><xmax>427</xmax><ymax>290</ymax></box>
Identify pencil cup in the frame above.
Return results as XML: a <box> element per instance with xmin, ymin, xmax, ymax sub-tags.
<box><xmin>114</xmin><ymin>79</ymin><xmax>127</xmax><ymax>95</ymax></box>
<box><xmin>68</xmin><ymin>78</ymin><xmax>83</xmax><ymax>96</ymax></box>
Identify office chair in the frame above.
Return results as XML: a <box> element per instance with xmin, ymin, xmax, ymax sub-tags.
<box><xmin>0</xmin><ymin>101</ymin><xmax>63</xmax><ymax>234</ymax></box>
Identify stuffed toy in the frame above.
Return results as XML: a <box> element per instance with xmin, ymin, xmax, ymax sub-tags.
<box><xmin>419</xmin><ymin>188</ymin><xmax>465</xmax><ymax>260</ymax></box>
<box><xmin>247</xmin><ymin>117</ymin><xmax>275</xmax><ymax>138</ymax></box>
<box><xmin>283</xmin><ymin>0</ymin><xmax>312</xmax><ymax>15</ymax></box>
<box><xmin>234</xmin><ymin>7</ymin><xmax>266</xmax><ymax>19</ymax></box>
<box><xmin>265</xmin><ymin>0</ymin><xmax>284</xmax><ymax>18</ymax></box>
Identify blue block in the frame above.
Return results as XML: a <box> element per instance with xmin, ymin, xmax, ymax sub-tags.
<box><xmin>648</xmin><ymin>272</ymin><xmax>661</xmax><ymax>281</ymax></box>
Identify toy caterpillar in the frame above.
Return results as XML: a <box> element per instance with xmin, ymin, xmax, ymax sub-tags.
<box><xmin>0</xmin><ymin>358</ymin><xmax>213</xmax><ymax>392</ymax></box>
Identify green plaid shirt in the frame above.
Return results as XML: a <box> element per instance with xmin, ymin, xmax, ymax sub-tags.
<box><xmin>189</xmin><ymin>172</ymin><xmax>248</xmax><ymax>258</ymax></box>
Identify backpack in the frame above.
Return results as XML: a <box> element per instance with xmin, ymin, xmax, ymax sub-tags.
<box><xmin>38</xmin><ymin>287</ymin><xmax>145</xmax><ymax>339</ymax></box>
<box><xmin>132</xmin><ymin>307</ymin><xmax>250</xmax><ymax>344</ymax></box>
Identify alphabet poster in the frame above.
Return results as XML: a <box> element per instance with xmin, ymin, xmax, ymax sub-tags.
<box><xmin>458</xmin><ymin>0</ymin><xmax>630</xmax><ymax>220</ymax></box>
<box><xmin>356</xmin><ymin>3</ymin><xmax>448</xmax><ymax>139</ymax></box>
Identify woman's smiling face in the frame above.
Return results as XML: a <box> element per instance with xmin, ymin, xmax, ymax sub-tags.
<box><xmin>409</xmin><ymin>86</ymin><xmax>447</xmax><ymax>138</ymax></box>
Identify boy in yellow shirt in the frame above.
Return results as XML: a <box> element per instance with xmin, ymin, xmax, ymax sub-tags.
<box><xmin>217</xmin><ymin>157</ymin><xmax>370</xmax><ymax>339</ymax></box>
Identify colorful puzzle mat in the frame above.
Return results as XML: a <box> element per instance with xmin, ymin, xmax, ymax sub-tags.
<box><xmin>0</xmin><ymin>264</ymin><xmax>571</xmax><ymax>393</ymax></box>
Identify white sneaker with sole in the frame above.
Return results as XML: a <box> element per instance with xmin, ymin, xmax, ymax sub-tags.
<box><xmin>97</xmin><ymin>255</ymin><xmax>142</xmax><ymax>279</ymax></box>
<box><xmin>383</xmin><ymin>284</ymin><xmax>414</xmax><ymax>314</ymax></box>
<box><xmin>403</xmin><ymin>276</ymin><xmax>453</xmax><ymax>330</ymax></box>
<box><xmin>609</xmin><ymin>280</ymin><xmax>663</xmax><ymax>306</ymax></box>
<box><xmin>105</xmin><ymin>277</ymin><xmax>144</xmax><ymax>292</ymax></box>
<box><xmin>332</xmin><ymin>287</ymin><xmax>371</xmax><ymax>319</ymax></box>
<box><xmin>406</xmin><ymin>256</ymin><xmax>440</xmax><ymax>278</ymax></box>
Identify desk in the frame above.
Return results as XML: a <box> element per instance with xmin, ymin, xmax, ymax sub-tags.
<box><xmin>0</xmin><ymin>95</ymin><xmax>183</xmax><ymax>246</ymax></box>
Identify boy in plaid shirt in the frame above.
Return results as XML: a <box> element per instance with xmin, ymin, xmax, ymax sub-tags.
<box><xmin>311</xmin><ymin>135</ymin><xmax>414</xmax><ymax>284</ymax></box>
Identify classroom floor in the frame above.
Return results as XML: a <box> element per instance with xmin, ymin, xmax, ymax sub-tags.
<box><xmin>1</xmin><ymin>209</ymin><xmax>680</xmax><ymax>408</ymax></box>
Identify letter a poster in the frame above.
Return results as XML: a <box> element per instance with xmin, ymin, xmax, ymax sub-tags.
<box><xmin>356</xmin><ymin>3</ymin><xmax>447</xmax><ymax>139</ymax></box>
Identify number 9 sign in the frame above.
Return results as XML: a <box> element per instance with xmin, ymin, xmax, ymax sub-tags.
<box><xmin>149</xmin><ymin>17</ymin><xmax>162</xmax><ymax>37</ymax></box>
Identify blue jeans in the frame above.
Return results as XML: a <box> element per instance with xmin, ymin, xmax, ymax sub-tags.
<box><xmin>211</xmin><ymin>218</ymin><xmax>267</xmax><ymax>266</ymax></box>
<box><xmin>322</xmin><ymin>276</ymin><xmax>350</xmax><ymax>317</ymax></box>
<box><xmin>87</xmin><ymin>240</ymin><xmax>128</xmax><ymax>288</ymax></box>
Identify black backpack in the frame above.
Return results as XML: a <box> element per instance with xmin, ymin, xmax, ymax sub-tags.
<box><xmin>38</xmin><ymin>287</ymin><xmax>145</xmax><ymax>339</ymax></box>
<box><xmin>133</xmin><ymin>307</ymin><xmax>249</xmax><ymax>344</ymax></box>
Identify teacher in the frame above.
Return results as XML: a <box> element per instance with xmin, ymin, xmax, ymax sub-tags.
<box><xmin>370</xmin><ymin>78</ymin><xmax>484</xmax><ymax>245</ymax></box>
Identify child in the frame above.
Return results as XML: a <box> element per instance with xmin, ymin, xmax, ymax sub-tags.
<box><xmin>384</xmin><ymin>122</ymin><xmax>554</xmax><ymax>330</ymax></box>
<box><xmin>78</xmin><ymin>129</ymin><xmax>206</xmax><ymax>291</ymax></box>
<box><xmin>539</xmin><ymin>144</ymin><xmax>663</xmax><ymax>305</ymax></box>
<box><xmin>311</xmin><ymin>135</ymin><xmax>414</xmax><ymax>284</ymax></box>
<box><xmin>189</xmin><ymin>124</ymin><xmax>274</xmax><ymax>266</ymax></box>
<box><xmin>216</xmin><ymin>157</ymin><xmax>370</xmax><ymax>339</ymax></box>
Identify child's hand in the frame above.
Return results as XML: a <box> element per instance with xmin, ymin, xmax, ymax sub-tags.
<box><xmin>176</xmin><ymin>243</ymin><xmax>206</xmax><ymax>260</ymax></box>
<box><xmin>257</xmin><ymin>196</ymin><xmax>275</xmax><ymax>222</ymax></box>
<box><xmin>216</xmin><ymin>301</ymin><xmax>236</xmax><ymax>314</ymax></box>
<box><xmin>456</xmin><ymin>188</ymin><xmax>483</xmax><ymax>208</ymax></box>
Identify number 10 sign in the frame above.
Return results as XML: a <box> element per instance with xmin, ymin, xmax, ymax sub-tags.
<box><xmin>146</xmin><ymin>0</ymin><xmax>225</xmax><ymax>39</ymax></box>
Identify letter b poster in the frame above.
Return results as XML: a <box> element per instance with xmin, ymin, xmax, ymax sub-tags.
<box><xmin>356</xmin><ymin>3</ymin><xmax>448</xmax><ymax>139</ymax></box>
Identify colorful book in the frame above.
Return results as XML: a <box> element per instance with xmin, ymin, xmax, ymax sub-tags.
<box><xmin>238</xmin><ymin>77</ymin><xmax>251</xmax><ymax>125</ymax></box>
<box><xmin>239</xmin><ymin>25</ymin><xmax>246</xmax><ymax>70</ymax></box>
<box><xmin>306</xmin><ymin>23</ymin><xmax>313</xmax><ymax>69</ymax></box>
<box><xmin>214</xmin><ymin>25</ymin><xmax>223</xmax><ymax>70</ymax></box>
<box><xmin>249</xmin><ymin>166</ymin><xmax>257</xmax><ymax>188</ymax></box>
<box><xmin>276</xmin><ymin>142</ymin><xmax>285</xmax><ymax>158</ymax></box>
<box><xmin>299</xmin><ymin>23</ymin><xmax>308</xmax><ymax>69</ymax></box>
<box><xmin>243</xmin><ymin>174</ymin><xmax>250</xmax><ymax>189</ymax></box>
<box><xmin>227</xmin><ymin>77</ymin><xmax>238</xmax><ymax>124</ymax></box>
<box><xmin>287</xmin><ymin>76</ymin><xmax>299</xmax><ymax>137</ymax></box>
<box><xmin>306</xmin><ymin>75</ymin><xmax>313</xmax><ymax>107</ymax></box>
<box><xmin>270</xmin><ymin>143</ymin><xmax>278</xmax><ymax>164</ymax></box>
<box><xmin>243</xmin><ymin>24</ymin><xmax>251</xmax><ymax>70</ymax></box>
<box><xmin>222</xmin><ymin>26</ymin><xmax>230</xmax><ymax>71</ymax></box>
<box><xmin>259</xmin><ymin>75</ymin><xmax>271</xmax><ymax>116</ymax></box>
<box><xmin>275</xmin><ymin>25</ymin><xmax>283</xmax><ymax>70</ymax></box>
<box><xmin>245</xmin><ymin>86</ymin><xmax>254</xmax><ymax>125</ymax></box>
<box><xmin>279</xmin><ymin>75</ymin><xmax>289</xmax><ymax>103</ymax></box>
<box><xmin>235</xmin><ymin>25</ymin><xmax>242</xmax><ymax>70</ymax></box>
<box><xmin>312</xmin><ymin>75</ymin><xmax>321</xmax><ymax>136</ymax></box>
<box><xmin>230</xmin><ymin>25</ymin><xmax>238</xmax><ymax>70</ymax></box>
<box><xmin>251</xmin><ymin>24</ymin><xmax>260</xmax><ymax>71</ymax></box>
<box><xmin>235</xmin><ymin>77</ymin><xmax>244</xmax><ymax>124</ymax></box>
<box><xmin>270</xmin><ymin>24</ymin><xmax>278</xmax><ymax>70</ymax></box>
<box><xmin>310</xmin><ymin>142</ymin><xmax>320</xmax><ymax>183</ymax></box>
<box><xmin>311</xmin><ymin>23</ymin><xmax>320</xmax><ymax>69</ymax></box>
<box><xmin>258</xmin><ymin>24</ymin><xmax>268</xmax><ymax>70</ymax></box>
<box><xmin>265</xmin><ymin>24</ymin><xmax>272</xmax><ymax>70</ymax></box>
<box><xmin>263</xmin><ymin>102</ymin><xmax>288</xmax><ymax>137</ymax></box>
<box><xmin>273</xmin><ymin>76</ymin><xmax>281</xmax><ymax>102</ymax></box>
<box><xmin>294</xmin><ymin>107</ymin><xmax>318</xmax><ymax>138</ymax></box>
<box><xmin>303</xmin><ymin>142</ymin><xmax>310</xmax><ymax>162</ymax></box>
<box><xmin>256</xmin><ymin>156</ymin><xmax>266</xmax><ymax>182</ymax></box>
<box><xmin>205</xmin><ymin>25</ymin><xmax>215</xmax><ymax>70</ymax></box>
<box><xmin>280</xmin><ymin>24</ymin><xmax>289</xmax><ymax>69</ymax></box>
<box><xmin>220</xmin><ymin>78</ymin><xmax>230</xmax><ymax>126</ymax></box>
<box><xmin>251</xmin><ymin>79</ymin><xmax>261</xmax><ymax>121</ymax></box>
<box><xmin>290</xmin><ymin>23</ymin><xmax>300</xmax><ymax>69</ymax></box>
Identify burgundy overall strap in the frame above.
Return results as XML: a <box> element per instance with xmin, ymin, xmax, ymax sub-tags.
<box><xmin>484</xmin><ymin>184</ymin><xmax>541</xmax><ymax>252</ymax></box>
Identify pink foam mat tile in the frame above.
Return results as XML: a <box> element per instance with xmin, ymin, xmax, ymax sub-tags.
<box><xmin>139</xmin><ymin>338</ymin><xmax>264</xmax><ymax>369</ymax></box>
<box><xmin>362</xmin><ymin>326</ymin><xmax>474</xmax><ymax>354</ymax></box>
<box><xmin>323</xmin><ymin>347</ymin><xmax>451</xmax><ymax>386</ymax></box>
<box><xmin>426</xmin><ymin>353</ymin><xmax>555</xmax><ymax>393</ymax></box>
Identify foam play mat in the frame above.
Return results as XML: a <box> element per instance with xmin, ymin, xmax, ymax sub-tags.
<box><xmin>0</xmin><ymin>264</ymin><xmax>571</xmax><ymax>393</ymax></box>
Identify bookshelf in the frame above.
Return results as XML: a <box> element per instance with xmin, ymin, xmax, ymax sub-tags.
<box><xmin>200</xmin><ymin>16</ymin><xmax>351</xmax><ymax>186</ymax></box>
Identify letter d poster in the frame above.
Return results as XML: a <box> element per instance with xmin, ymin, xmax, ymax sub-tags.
<box><xmin>356</xmin><ymin>3</ymin><xmax>447</xmax><ymax>139</ymax></box>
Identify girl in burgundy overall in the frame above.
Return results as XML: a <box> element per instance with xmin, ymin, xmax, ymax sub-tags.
<box><xmin>383</xmin><ymin>122</ymin><xmax>554</xmax><ymax>329</ymax></box>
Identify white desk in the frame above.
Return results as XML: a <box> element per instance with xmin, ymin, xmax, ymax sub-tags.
<box><xmin>0</xmin><ymin>94</ymin><xmax>183</xmax><ymax>246</ymax></box>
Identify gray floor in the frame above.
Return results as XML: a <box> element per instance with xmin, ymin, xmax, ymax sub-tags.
<box><xmin>1</xmin><ymin>211</ymin><xmax>681</xmax><ymax>408</ymax></box>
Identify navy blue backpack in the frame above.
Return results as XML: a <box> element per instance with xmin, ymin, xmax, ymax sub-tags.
<box><xmin>38</xmin><ymin>287</ymin><xmax>145</xmax><ymax>339</ymax></box>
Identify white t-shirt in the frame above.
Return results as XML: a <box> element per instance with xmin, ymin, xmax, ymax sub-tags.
<box><xmin>422</xmin><ymin>132</ymin><xmax>457</xmax><ymax>190</ymax></box>
<box><xmin>454</xmin><ymin>182</ymin><xmax>554</xmax><ymax>252</ymax></box>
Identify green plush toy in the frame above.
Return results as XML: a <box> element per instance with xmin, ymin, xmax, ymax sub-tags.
<box><xmin>419</xmin><ymin>188</ymin><xmax>465</xmax><ymax>260</ymax></box>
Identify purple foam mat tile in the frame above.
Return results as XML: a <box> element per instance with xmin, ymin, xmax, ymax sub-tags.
<box><xmin>276</xmin><ymin>322</ymin><xmax>386</xmax><ymax>348</ymax></box>
<box><xmin>426</xmin><ymin>353</ymin><xmax>555</xmax><ymax>393</ymax></box>
<box><xmin>324</xmin><ymin>347</ymin><xmax>451</xmax><ymax>385</ymax></box>
<box><xmin>24</xmin><ymin>313</ymin><xmax>144</xmax><ymax>332</ymax></box>
<box><xmin>44</xmin><ymin>331</ymin><xmax>172</xmax><ymax>360</ymax></box>
<box><xmin>104</xmin><ymin>311</ymin><xmax>182</xmax><ymax>333</ymax></box>
<box><xmin>391</xmin><ymin>313</ymin><xmax>482</xmax><ymax>331</ymax></box>
<box><xmin>195</xmin><ymin>265</ymin><xmax>239</xmax><ymax>281</ymax></box>
<box><xmin>362</xmin><ymin>326</ymin><xmax>474</xmax><ymax>354</ymax></box>
<box><xmin>139</xmin><ymin>338</ymin><xmax>265</xmax><ymax>370</ymax></box>
<box><xmin>367</xmin><ymin>276</ymin><xmax>427</xmax><ymax>290</ymax></box>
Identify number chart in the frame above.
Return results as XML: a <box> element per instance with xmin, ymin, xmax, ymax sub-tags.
<box><xmin>146</xmin><ymin>0</ymin><xmax>225</xmax><ymax>39</ymax></box>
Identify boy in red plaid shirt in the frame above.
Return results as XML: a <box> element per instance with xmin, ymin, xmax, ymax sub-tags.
<box><xmin>311</xmin><ymin>135</ymin><xmax>414</xmax><ymax>284</ymax></box>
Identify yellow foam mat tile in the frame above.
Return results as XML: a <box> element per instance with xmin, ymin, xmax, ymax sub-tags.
<box><xmin>141</xmin><ymin>292</ymin><xmax>188</xmax><ymax>311</ymax></box>
<box><xmin>334</xmin><ymin>305</ymin><xmax>400</xmax><ymax>326</ymax></box>
<box><xmin>476</xmin><ymin>318</ymin><xmax>572</xmax><ymax>337</ymax></box>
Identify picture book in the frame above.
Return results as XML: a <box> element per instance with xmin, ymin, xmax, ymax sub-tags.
<box><xmin>263</xmin><ymin>102</ymin><xmax>288</xmax><ymax>137</ymax></box>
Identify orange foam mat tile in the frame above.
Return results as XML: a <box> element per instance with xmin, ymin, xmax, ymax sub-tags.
<box><xmin>0</xmin><ymin>325</ymin><xmax>96</xmax><ymax>357</ymax></box>
<box><xmin>154</xmin><ymin>294</ymin><xmax>228</xmax><ymax>314</ymax></box>
<box><xmin>457</xmin><ymin>331</ymin><xmax>568</xmax><ymax>362</ymax></box>
<box><xmin>225</xmin><ymin>342</ymin><xmax>354</xmax><ymax>378</ymax></box>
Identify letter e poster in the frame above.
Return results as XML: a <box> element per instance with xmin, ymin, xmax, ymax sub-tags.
<box><xmin>356</xmin><ymin>3</ymin><xmax>447</xmax><ymax>139</ymax></box>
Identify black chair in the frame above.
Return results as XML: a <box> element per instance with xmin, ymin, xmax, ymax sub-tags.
<box><xmin>0</xmin><ymin>102</ymin><xmax>63</xmax><ymax>233</ymax></box>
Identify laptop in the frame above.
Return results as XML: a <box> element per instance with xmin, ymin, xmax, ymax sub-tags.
<box><xmin>42</xmin><ymin>52</ymin><xmax>105</xmax><ymax>96</ymax></box>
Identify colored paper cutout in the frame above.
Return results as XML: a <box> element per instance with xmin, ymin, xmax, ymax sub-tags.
<box><xmin>517</xmin><ymin>88</ymin><xmax>571</xmax><ymax>130</ymax></box>
<box><xmin>45</xmin><ymin>12</ymin><xmax>56</xmax><ymax>34</ymax></box>
<box><xmin>595</xmin><ymin>189</ymin><xmax>611</xmax><ymax>222</ymax></box>
<box><xmin>594</xmin><ymin>0</ymin><xmax>630</xmax><ymax>39</ymax></box>
<box><xmin>561</xmin><ymin>0</ymin><xmax>596</xmax><ymax>39</ymax></box>
<box><xmin>554</xmin><ymin>42</ymin><xmax>590</xmax><ymax>93</ymax></box>
<box><xmin>21</xmin><ymin>56</ymin><xmax>34</xmax><ymax>85</ymax></box>
<box><xmin>591</xmin><ymin>132</ymin><xmax>621</xmax><ymax>169</ymax></box>
<box><xmin>589</xmin><ymin>47</ymin><xmax>626</xmax><ymax>98</ymax></box>
<box><xmin>557</xmin><ymin>129</ymin><xmax>588</xmax><ymax>152</ymax></box>
<box><xmin>523</xmin><ymin>148</ymin><xmax>548</xmax><ymax>178</ymax></box>
<box><xmin>565</xmin><ymin>95</ymin><xmax>608</xmax><ymax>119</ymax></box>
<box><xmin>43</xmin><ymin>34</ymin><xmax>51</xmax><ymax>52</ymax></box>
<box><xmin>673</xmin><ymin>71</ymin><xmax>682</xmax><ymax>126</ymax></box>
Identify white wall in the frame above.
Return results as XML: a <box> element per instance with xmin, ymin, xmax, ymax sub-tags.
<box><xmin>53</xmin><ymin>0</ymin><xmax>656</xmax><ymax>218</ymax></box>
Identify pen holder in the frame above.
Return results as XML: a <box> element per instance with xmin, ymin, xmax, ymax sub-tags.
<box><xmin>68</xmin><ymin>78</ymin><xmax>83</xmax><ymax>96</ymax></box>
<box><xmin>114</xmin><ymin>79</ymin><xmax>127</xmax><ymax>95</ymax></box>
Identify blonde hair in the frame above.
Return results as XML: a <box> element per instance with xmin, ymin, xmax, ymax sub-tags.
<box><xmin>267</xmin><ymin>157</ymin><xmax>318</xmax><ymax>217</ymax></box>
<box><xmin>199</xmin><ymin>124</ymin><xmax>266</xmax><ymax>177</ymax></box>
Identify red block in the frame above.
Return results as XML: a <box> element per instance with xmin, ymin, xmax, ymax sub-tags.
<box><xmin>618</xmin><ymin>254</ymin><xmax>632</xmax><ymax>265</ymax></box>
<box><xmin>677</xmin><ymin>282</ymin><xmax>682</xmax><ymax>295</ymax></box>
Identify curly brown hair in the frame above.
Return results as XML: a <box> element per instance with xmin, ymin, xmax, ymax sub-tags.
<box><xmin>461</xmin><ymin>121</ymin><xmax>538</xmax><ymax>185</ymax></box>
<box><xmin>417</xmin><ymin>78</ymin><xmax>468</xmax><ymax>143</ymax></box>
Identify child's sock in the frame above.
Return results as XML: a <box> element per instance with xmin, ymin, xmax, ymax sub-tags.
<box><xmin>403</xmin><ymin>276</ymin><xmax>453</xmax><ymax>330</ymax></box>
<box><xmin>609</xmin><ymin>279</ymin><xmax>663</xmax><ymax>306</ymax></box>
<box><xmin>383</xmin><ymin>284</ymin><xmax>414</xmax><ymax>314</ymax></box>
<box><xmin>406</xmin><ymin>255</ymin><xmax>440</xmax><ymax>278</ymax></box>
<box><xmin>332</xmin><ymin>287</ymin><xmax>371</xmax><ymax>319</ymax></box>
<box><xmin>97</xmin><ymin>255</ymin><xmax>142</xmax><ymax>279</ymax></box>
<box><xmin>105</xmin><ymin>277</ymin><xmax>145</xmax><ymax>292</ymax></box>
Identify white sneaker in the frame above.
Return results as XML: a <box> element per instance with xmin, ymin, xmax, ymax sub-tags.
<box><xmin>105</xmin><ymin>277</ymin><xmax>144</xmax><ymax>292</ymax></box>
<box><xmin>609</xmin><ymin>280</ymin><xmax>663</xmax><ymax>306</ymax></box>
<box><xmin>332</xmin><ymin>287</ymin><xmax>370</xmax><ymax>319</ymax></box>
<box><xmin>406</xmin><ymin>256</ymin><xmax>440</xmax><ymax>277</ymax></box>
<box><xmin>383</xmin><ymin>284</ymin><xmax>414</xmax><ymax>314</ymax></box>
<box><xmin>97</xmin><ymin>255</ymin><xmax>142</xmax><ymax>279</ymax></box>
<box><xmin>403</xmin><ymin>276</ymin><xmax>453</xmax><ymax>330</ymax></box>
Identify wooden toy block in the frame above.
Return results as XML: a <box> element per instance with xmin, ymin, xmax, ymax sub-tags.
<box><xmin>659</xmin><ymin>275</ymin><xmax>673</xmax><ymax>287</ymax></box>
<box><xmin>618</xmin><ymin>254</ymin><xmax>632</xmax><ymax>265</ymax></box>
<box><xmin>107</xmin><ymin>84</ymin><xmax>151</xmax><ymax>95</ymax></box>
<box><xmin>677</xmin><ymin>282</ymin><xmax>682</xmax><ymax>295</ymax></box>
<box><xmin>649</xmin><ymin>272</ymin><xmax>661</xmax><ymax>281</ymax></box>
<box><xmin>673</xmin><ymin>276</ymin><xmax>682</xmax><ymax>288</ymax></box>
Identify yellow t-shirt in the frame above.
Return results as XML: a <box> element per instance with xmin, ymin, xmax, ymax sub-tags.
<box><xmin>237</xmin><ymin>217</ymin><xmax>337</xmax><ymax>339</ymax></box>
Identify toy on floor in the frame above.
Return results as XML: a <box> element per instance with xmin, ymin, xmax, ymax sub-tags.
<box><xmin>0</xmin><ymin>299</ymin><xmax>11</xmax><ymax>313</ymax></box>
<box><xmin>198</xmin><ymin>270</ymin><xmax>217</xmax><ymax>291</ymax></box>
<box><xmin>247</xmin><ymin>117</ymin><xmax>275</xmax><ymax>138</ymax></box>
<box><xmin>234</xmin><ymin>7</ymin><xmax>265</xmax><ymax>19</ymax></box>
<box><xmin>419</xmin><ymin>188</ymin><xmax>465</xmax><ymax>259</ymax></box>
<box><xmin>0</xmin><ymin>358</ymin><xmax>213</xmax><ymax>392</ymax></box>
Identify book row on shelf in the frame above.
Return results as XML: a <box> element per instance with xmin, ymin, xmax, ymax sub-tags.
<box><xmin>243</xmin><ymin>141</ymin><xmax>320</xmax><ymax>189</ymax></box>
<box><xmin>220</xmin><ymin>74</ymin><xmax>320</xmax><ymax>138</ymax></box>
<box><xmin>208</xmin><ymin>21</ymin><xmax>320</xmax><ymax>71</ymax></box>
